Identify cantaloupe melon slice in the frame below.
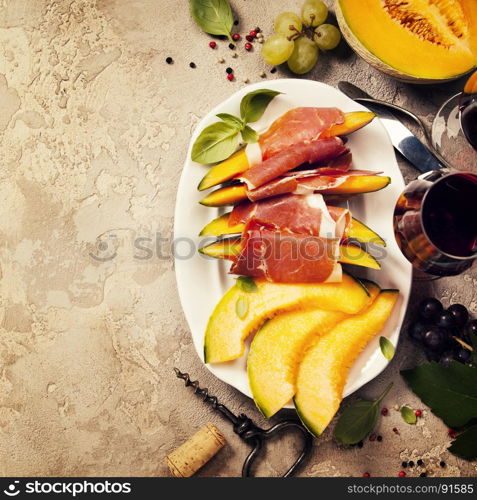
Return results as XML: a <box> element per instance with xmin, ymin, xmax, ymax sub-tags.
<box><xmin>199</xmin><ymin>213</ymin><xmax>386</xmax><ymax>247</ymax></box>
<box><xmin>199</xmin><ymin>238</ymin><xmax>381</xmax><ymax>270</ymax></box>
<box><xmin>199</xmin><ymin>176</ymin><xmax>391</xmax><ymax>207</ymax></box>
<box><xmin>337</xmin><ymin>0</ymin><xmax>477</xmax><ymax>83</ymax></box>
<box><xmin>294</xmin><ymin>289</ymin><xmax>399</xmax><ymax>437</ymax></box>
<box><xmin>204</xmin><ymin>274</ymin><xmax>371</xmax><ymax>364</ymax></box>
<box><xmin>248</xmin><ymin>283</ymin><xmax>380</xmax><ymax>418</ymax></box>
<box><xmin>198</xmin><ymin>112</ymin><xmax>376</xmax><ymax>191</ymax></box>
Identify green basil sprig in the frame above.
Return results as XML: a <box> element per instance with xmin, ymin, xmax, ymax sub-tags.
<box><xmin>190</xmin><ymin>0</ymin><xmax>234</xmax><ymax>42</ymax></box>
<box><xmin>191</xmin><ymin>89</ymin><xmax>282</xmax><ymax>164</ymax></box>
<box><xmin>334</xmin><ymin>383</ymin><xmax>393</xmax><ymax>445</ymax></box>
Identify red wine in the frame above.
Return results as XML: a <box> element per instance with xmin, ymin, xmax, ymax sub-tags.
<box><xmin>394</xmin><ymin>173</ymin><xmax>477</xmax><ymax>277</ymax></box>
<box><xmin>422</xmin><ymin>173</ymin><xmax>477</xmax><ymax>258</ymax></box>
<box><xmin>460</xmin><ymin>100</ymin><xmax>477</xmax><ymax>150</ymax></box>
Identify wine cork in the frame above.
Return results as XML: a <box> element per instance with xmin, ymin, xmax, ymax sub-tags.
<box><xmin>165</xmin><ymin>423</ymin><xmax>227</xmax><ymax>477</ymax></box>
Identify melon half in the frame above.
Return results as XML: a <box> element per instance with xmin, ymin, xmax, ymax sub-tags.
<box><xmin>336</xmin><ymin>0</ymin><xmax>477</xmax><ymax>83</ymax></box>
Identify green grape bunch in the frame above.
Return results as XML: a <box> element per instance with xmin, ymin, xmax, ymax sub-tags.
<box><xmin>261</xmin><ymin>0</ymin><xmax>342</xmax><ymax>75</ymax></box>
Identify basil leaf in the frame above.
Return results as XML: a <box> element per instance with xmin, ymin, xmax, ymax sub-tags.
<box><xmin>379</xmin><ymin>336</ymin><xmax>395</xmax><ymax>361</ymax></box>
<box><xmin>334</xmin><ymin>383</ymin><xmax>392</xmax><ymax>445</ymax></box>
<box><xmin>241</xmin><ymin>125</ymin><xmax>259</xmax><ymax>143</ymax></box>
<box><xmin>236</xmin><ymin>276</ymin><xmax>258</xmax><ymax>293</ymax></box>
<box><xmin>401</xmin><ymin>361</ymin><xmax>477</xmax><ymax>428</ymax></box>
<box><xmin>216</xmin><ymin>113</ymin><xmax>244</xmax><ymax>129</ymax></box>
<box><xmin>448</xmin><ymin>424</ymin><xmax>477</xmax><ymax>460</ymax></box>
<box><xmin>189</xmin><ymin>0</ymin><xmax>233</xmax><ymax>42</ymax></box>
<box><xmin>400</xmin><ymin>405</ymin><xmax>417</xmax><ymax>424</ymax></box>
<box><xmin>191</xmin><ymin>121</ymin><xmax>240</xmax><ymax>164</ymax></box>
<box><xmin>334</xmin><ymin>400</ymin><xmax>379</xmax><ymax>445</ymax></box>
<box><xmin>235</xmin><ymin>295</ymin><xmax>249</xmax><ymax>319</ymax></box>
<box><xmin>240</xmin><ymin>89</ymin><xmax>282</xmax><ymax>124</ymax></box>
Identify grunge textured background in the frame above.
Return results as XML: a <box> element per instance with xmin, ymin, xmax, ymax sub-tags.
<box><xmin>0</xmin><ymin>0</ymin><xmax>474</xmax><ymax>477</ymax></box>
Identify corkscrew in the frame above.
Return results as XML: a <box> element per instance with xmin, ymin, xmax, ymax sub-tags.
<box><xmin>174</xmin><ymin>368</ymin><xmax>313</xmax><ymax>477</ymax></box>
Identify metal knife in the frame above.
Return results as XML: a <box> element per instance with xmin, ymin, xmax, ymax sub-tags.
<box><xmin>338</xmin><ymin>81</ymin><xmax>446</xmax><ymax>173</ymax></box>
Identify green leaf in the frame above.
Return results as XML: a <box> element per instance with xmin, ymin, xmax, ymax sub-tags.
<box><xmin>379</xmin><ymin>336</ymin><xmax>395</xmax><ymax>361</ymax></box>
<box><xmin>334</xmin><ymin>383</ymin><xmax>392</xmax><ymax>445</ymax></box>
<box><xmin>448</xmin><ymin>424</ymin><xmax>477</xmax><ymax>460</ymax></box>
<box><xmin>235</xmin><ymin>276</ymin><xmax>258</xmax><ymax>293</ymax></box>
<box><xmin>400</xmin><ymin>405</ymin><xmax>417</xmax><ymax>424</ymax></box>
<box><xmin>216</xmin><ymin>113</ymin><xmax>244</xmax><ymax>129</ymax></box>
<box><xmin>240</xmin><ymin>89</ymin><xmax>282</xmax><ymax>124</ymax></box>
<box><xmin>235</xmin><ymin>295</ymin><xmax>249</xmax><ymax>319</ymax></box>
<box><xmin>189</xmin><ymin>0</ymin><xmax>234</xmax><ymax>42</ymax></box>
<box><xmin>401</xmin><ymin>361</ymin><xmax>477</xmax><ymax>428</ymax></box>
<box><xmin>191</xmin><ymin>121</ymin><xmax>240</xmax><ymax>164</ymax></box>
<box><xmin>241</xmin><ymin>125</ymin><xmax>259</xmax><ymax>143</ymax></box>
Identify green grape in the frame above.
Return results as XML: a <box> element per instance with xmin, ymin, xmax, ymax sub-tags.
<box><xmin>301</xmin><ymin>0</ymin><xmax>328</xmax><ymax>27</ymax></box>
<box><xmin>274</xmin><ymin>12</ymin><xmax>303</xmax><ymax>38</ymax></box>
<box><xmin>261</xmin><ymin>34</ymin><xmax>295</xmax><ymax>65</ymax></box>
<box><xmin>314</xmin><ymin>24</ymin><xmax>342</xmax><ymax>50</ymax></box>
<box><xmin>287</xmin><ymin>36</ymin><xmax>319</xmax><ymax>74</ymax></box>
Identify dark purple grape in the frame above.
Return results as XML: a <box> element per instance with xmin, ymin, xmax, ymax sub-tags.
<box><xmin>440</xmin><ymin>352</ymin><xmax>454</xmax><ymax>367</ymax></box>
<box><xmin>437</xmin><ymin>311</ymin><xmax>457</xmax><ymax>329</ymax></box>
<box><xmin>423</xmin><ymin>327</ymin><xmax>447</xmax><ymax>352</ymax></box>
<box><xmin>408</xmin><ymin>321</ymin><xmax>430</xmax><ymax>343</ymax></box>
<box><xmin>418</xmin><ymin>298</ymin><xmax>443</xmax><ymax>321</ymax></box>
<box><xmin>466</xmin><ymin>319</ymin><xmax>477</xmax><ymax>338</ymax></box>
<box><xmin>447</xmin><ymin>304</ymin><xmax>469</xmax><ymax>328</ymax></box>
<box><xmin>454</xmin><ymin>347</ymin><xmax>472</xmax><ymax>364</ymax></box>
<box><xmin>425</xmin><ymin>349</ymin><xmax>441</xmax><ymax>362</ymax></box>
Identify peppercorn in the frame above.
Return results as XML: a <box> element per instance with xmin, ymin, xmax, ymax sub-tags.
<box><xmin>415</xmin><ymin>409</ymin><xmax>422</xmax><ymax>417</ymax></box>
<box><xmin>417</xmin><ymin>459</ymin><xmax>424</xmax><ymax>466</ymax></box>
<box><xmin>402</xmin><ymin>461</ymin><xmax>408</xmax><ymax>468</ymax></box>
<box><xmin>377</xmin><ymin>435</ymin><xmax>383</xmax><ymax>442</ymax></box>
<box><xmin>166</xmin><ymin>57</ymin><xmax>173</xmax><ymax>64</ymax></box>
<box><xmin>420</xmin><ymin>472</ymin><xmax>427</xmax><ymax>477</ymax></box>
<box><xmin>227</xmin><ymin>73</ymin><xmax>234</xmax><ymax>81</ymax></box>
<box><xmin>440</xmin><ymin>461</ymin><xmax>446</xmax><ymax>468</ymax></box>
<box><xmin>189</xmin><ymin>62</ymin><xmax>196</xmax><ymax>68</ymax></box>
<box><xmin>226</xmin><ymin>67</ymin><xmax>233</xmax><ymax>74</ymax></box>
<box><xmin>381</xmin><ymin>407</ymin><xmax>388</xmax><ymax>416</ymax></box>
<box><xmin>209</xmin><ymin>41</ymin><xmax>217</xmax><ymax>49</ymax></box>
<box><xmin>362</xmin><ymin>472</ymin><xmax>370</xmax><ymax>477</ymax></box>
<box><xmin>234</xmin><ymin>20</ymin><xmax>239</xmax><ymax>25</ymax></box>
<box><xmin>399</xmin><ymin>471</ymin><xmax>406</xmax><ymax>477</ymax></box>
<box><xmin>409</xmin><ymin>460</ymin><xmax>415</xmax><ymax>467</ymax></box>
<box><xmin>369</xmin><ymin>434</ymin><xmax>377</xmax><ymax>442</ymax></box>
<box><xmin>229</xmin><ymin>43</ymin><xmax>235</xmax><ymax>50</ymax></box>
<box><xmin>245</xmin><ymin>42</ymin><xmax>253</xmax><ymax>51</ymax></box>
<box><xmin>232</xmin><ymin>33</ymin><xmax>241</xmax><ymax>41</ymax></box>
<box><xmin>270</xmin><ymin>67</ymin><xmax>277</xmax><ymax>74</ymax></box>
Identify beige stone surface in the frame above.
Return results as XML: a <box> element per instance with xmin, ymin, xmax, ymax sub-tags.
<box><xmin>0</xmin><ymin>0</ymin><xmax>475</xmax><ymax>477</ymax></box>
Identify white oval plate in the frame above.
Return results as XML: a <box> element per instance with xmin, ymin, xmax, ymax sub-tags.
<box><xmin>174</xmin><ymin>79</ymin><xmax>412</xmax><ymax>406</ymax></box>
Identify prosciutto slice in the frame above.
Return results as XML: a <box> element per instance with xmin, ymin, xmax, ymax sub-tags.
<box><xmin>230</xmin><ymin>221</ymin><xmax>342</xmax><ymax>284</ymax></box>
<box><xmin>241</xmin><ymin>137</ymin><xmax>347</xmax><ymax>190</ymax></box>
<box><xmin>229</xmin><ymin>194</ymin><xmax>351</xmax><ymax>240</ymax></box>
<box><xmin>257</xmin><ymin>107</ymin><xmax>345</xmax><ymax>161</ymax></box>
<box><xmin>248</xmin><ymin>169</ymin><xmax>379</xmax><ymax>202</ymax></box>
